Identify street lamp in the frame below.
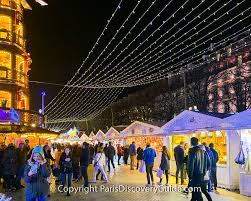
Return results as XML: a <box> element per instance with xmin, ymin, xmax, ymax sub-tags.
<box><xmin>41</xmin><ymin>91</ymin><xmax>46</xmax><ymax>115</ymax></box>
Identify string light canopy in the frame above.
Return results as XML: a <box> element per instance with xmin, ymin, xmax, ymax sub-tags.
<box><xmin>45</xmin><ymin>0</ymin><xmax>251</xmax><ymax>130</ymax></box>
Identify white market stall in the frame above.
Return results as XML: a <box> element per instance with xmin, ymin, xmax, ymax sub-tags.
<box><xmin>53</xmin><ymin>127</ymin><xmax>80</xmax><ymax>144</ymax></box>
<box><xmin>89</xmin><ymin>131</ymin><xmax>95</xmax><ymax>140</ymax></box>
<box><xmin>161</xmin><ymin>110</ymin><xmax>239</xmax><ymax>190</ymax></box>
<box><xmin>79</xmin><ymin>133</ymin><xmax>92</xmax><ymax>142</ymax></box>
<box><xmin>105</xmin><ymin>127</ymin><xmax>123</xmax><ymax>145</ymax></box>
<box><xmin>222</xmin><ymin>109</ymin><xmax>251</xmax><ymax>195</ymax></box>
<box><xmin>120</xmin><ymin>121</ymin><xmax>163</xmax><ymax>170</ymax></box>
<box><xmin>95</xmin><ymin>130</ymin><xmax>106</xmax><ymax>142</ymax></box>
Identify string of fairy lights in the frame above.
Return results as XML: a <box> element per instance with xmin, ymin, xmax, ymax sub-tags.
<box><xmin>95</xmin><ymin>0</ymin><xmax>244</xmax><ymax>86</ymax></box>
<box><xmin>44</xmin><ymin>0</ymin><xmax>251</xmax><ymax>130</ymax></box>
<box><xmin>112</xmin><ymin>8</ymin><xmax>251</xmax><ymax>86</ymax></box>
<box><xmin>45</xmin><ymin>0</ymin><xmax>124</xmax><ymax>110</ymax></box>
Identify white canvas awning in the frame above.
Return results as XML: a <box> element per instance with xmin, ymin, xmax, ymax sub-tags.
<box><xmin>95</xmin><ymin>130</ymin><xmax>105</xmax><ymax>141</ymax></box>
<box><xmin>161</xmin><ymin>110</ymin><xmax>224</xmax><ymax>136</ymax></box>
<box><xmin>105</xmin><ymin>127</ymin><xmax>121</xmax><ymax>140</ymax></box>
<box><xmin>79</xmin><ymin>133</ymin><xmax>92</xmax><ymax>141</ymax></box>
<box><xmin>120</xmin><ymin>121</ymin><xmax>161</xmax><ymax>138</ymax></box>
<box><xmin>221</xmin><ymin>109</ymin><xmax>251</xmax><ymax>130</ymax></box>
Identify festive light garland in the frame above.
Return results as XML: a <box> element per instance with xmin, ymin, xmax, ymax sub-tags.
<box><xmin>96</xmin><ymin>0</ymin><xmax>234</xmax><ymax>86</ymax></box>
<box><xmin>45</xmin><ymin>0</ymin><xmax>160</xmax><ymax>113</ymax></box>
<box><xmin>119</xmin><ymin>9</ymin><xmax>251</xmax><ymax>86</ymax></box>
<box><xmin>45</xmin><ymin>0</ymin><xmax>251</xmax><ymax>127</ymax></box>
<box><xmin>46</xmin><ymin>88</ymin><xmax>123</xmax><ymax>128</ymax></box>
<box><xmin>75</xmin><ymin>0</ymin><xmax>175</xmax><ymax>86</ymax></box>
<box><xmin>125</xmin><ymin>36</ymin><xmax>251</xmax><ymax>87</ymax></box>
<box><xmin>45</xmin><ymin>0</ymin><xmax>123</xmax><ymax>110</ymax></box>
<box><xmin>102</xmin><ymin>4</ymin><xmax>251</xmax><ymax>86</ymax></box>
<box><xmin>46</xmin><ymin>87</ymin><xmax>122</xmax><ymax>121</ymax></box>
<box><xmin>87</xmin><ymin>0</ymin><xmax>215</xmax><ymax>86</ymax></box>
<box><xmin>78</xmin><ymin>0</ymin><xmax>190</xmax><ymax>86</ymax></box>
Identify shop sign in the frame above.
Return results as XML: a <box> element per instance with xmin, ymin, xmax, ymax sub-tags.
<box><xmin>0</xmin><ymin>108</ymin><xmax>20</xmax><ymax>123</ymax></box>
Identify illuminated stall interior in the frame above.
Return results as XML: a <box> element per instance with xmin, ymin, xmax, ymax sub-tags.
<box><xmin>105</xmin><ymin>127</ymin><xmax>124</xmax><ymax>145</ymax></box>
<box><xmin>0</xmin><ymin>130</ymin><xmax>58</xmax><ymax>148</ymax></box>
<box><xmin>170</xmin><ymin>130</ymin><xmax>227</xmax><ymax>165</ymax></box>
<box><xmin>125</xmin><ymin>136</ymin><xmax>164</xmax><ymax>152</ymax></box>
<box><xmin>121</xmin><ymin>121</ymin><xmax>163</xmax><ymax>151</ymax></box>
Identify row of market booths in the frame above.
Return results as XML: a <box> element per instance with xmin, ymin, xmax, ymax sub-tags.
<box><xmin>52</xmin><ymin>126</ymin><xmax>124</xmax><ymax>145</ymax></box>
<box><xmin>52</xmin><ymin>110</ymin><xmax>251</xmax><ymax>195</ymax></box>
<box><xmin>97</xmin><ymin>109</ymin><xmax>250</xmax><ymax>196</ymax></box>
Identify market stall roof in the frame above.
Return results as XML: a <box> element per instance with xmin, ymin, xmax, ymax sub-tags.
<box><xmin>95</xmin><ymin>130</ymin><xmax>105</xmax><ymax>141</ymax></box>
<box><xmin>120</xmin><ymin>121</ymin><xmax>161</xmax><ymax>138</ymax></box>
<box><xmin>221</xmin><ymin>109</ymin><xmax>251</xmax><ymax>129</ymax></box>
<box><xmin>105</xmin><ymin>127</ymin><xmax>121</xmax><ymax>140</ymax></box>
<box><xmin>79</xmin><ymin>133</ymin><xmax>92</xmax><ymax>141</ymax></box>
<box><xmin>161</xmin><ymin>110</ymin><xmax>224</xmax><ymax>135</ymax></box>
<box><xmin>89</xmin><ymin>131</ymin><xmax>95</xmax><ymax>140</ymax></box>
<box><xmin>196</xmin><ymin>111</ymin><xmax>233</xmax><ymax>119</ymax></box>
<box><xmin>113</xmin><ymin>125</ymin><xmax>128</xmax><ymax>132</ymax></box>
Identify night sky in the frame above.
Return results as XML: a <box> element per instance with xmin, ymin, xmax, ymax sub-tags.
<box><xmin>24</xmin><ymin>0</ymin><xmax>120</xmax><ymax>112</ymax></box>
<box><xmin>23</xmin><ymin>0</ymin><xmax>250</xmax><ymax>115</ymax></box>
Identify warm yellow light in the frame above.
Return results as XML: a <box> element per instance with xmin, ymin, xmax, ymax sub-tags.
<box><xmin>31</xmin><ymin>123</ymin><xmax>36</xmax><ymax>127</ymax></box>
<box><xmin>0</xmin><ymin>51</ymin><xmax>12</xmax><ymax>70</ymax></box>
<box><xmin>0</xmin><ymin>15</ymin><xmax>12</xmax><ymax>40</ymax></box>
<box><xmin>0</xmin><ymin>91</ymin><xmax>12</xmax><ymax>108</ymax></box>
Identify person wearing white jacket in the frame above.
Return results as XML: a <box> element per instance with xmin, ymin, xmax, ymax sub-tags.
<box><xmin>92</xmin><ymin>147</ymin><xmax>108</xmax><ymax>183</ymax></box>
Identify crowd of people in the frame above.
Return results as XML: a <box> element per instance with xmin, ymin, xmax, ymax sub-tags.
<box><xmin>0</xmin><ymin>137</ymin><xmax>219</xmax><ymax>201</ymax></box>
<box><xmin>137</xmin><ymin>137</ymin><xmax>219</xmax><ymax>201</ymax></box>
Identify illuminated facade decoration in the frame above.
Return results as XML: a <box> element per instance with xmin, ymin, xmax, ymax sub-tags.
<box><xmin>0</xmin><ymin>0</ymin><xmax>31</xmax><ymax>110</ymax></box>
<box><xmin>208</xmin><ymin>42</ymin><xmax>251</xmax><ymax>113</ymax></box>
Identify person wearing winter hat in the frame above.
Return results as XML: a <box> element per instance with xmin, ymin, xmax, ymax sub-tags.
<box><xmin>24</xmin><ymin>146</ymin><xmax>51</xmax><ymax>201</ymax></box>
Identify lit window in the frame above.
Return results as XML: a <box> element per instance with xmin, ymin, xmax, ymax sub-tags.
<box><xmin>0</xmin><ymin>91</ymin><xmax>11</xmax><ymax>108</ymax></box>
<box><xmin>0</xmin><ymin>0</ymin><xmax>10</xmax><ymax>6</ymax></box>
<box><xmin>16</xmin><ymin>55</ymin><xmax>24</xmax><ymax>72</ymax></box>
<box><xmin>0</xmin><ymin>70</ymin><xmax>7</xmax><ymax>78</ymax></box>
<box><xmin>0</xmin><ymin>15</ymin><xmax>12</xmax><ymax>40</ymax></box>
<box><xmin>0</xmin><ymin>51</ymin><xmax>11</xmax><ymax>69</ymax></box>
<box><xmin>16</xmin><ymin>23</ymin><xmax>23</xmax><ymax>45</ymax></box>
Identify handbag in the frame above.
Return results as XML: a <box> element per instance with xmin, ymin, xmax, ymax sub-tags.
<box><xmin>156</xmin><ymin>168</ymin><xmax>163</xmax><ymax>178</ymax></box>
<box><xmin>204</xmin><ymin>170</ymin><xmax>210</xmax><ymax>181</ymax></box>
<box><xmin>235</xmin><ymin>141</ymin><xmax>245</xmax><ymax>165</ymax></box>
<box><xmin>94</xmin><ymin>153</ymin><xmax>102</xmax><ymax>167</ymax></box>
<box><xmin>139</xmin><ymin>161</ymin><xmax>146</xmax><ymax>173</ymax></box>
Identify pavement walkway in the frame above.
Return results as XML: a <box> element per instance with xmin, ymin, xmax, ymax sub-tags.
<box><xmin>1</xmin><ymin>164</ymin><xmax>250</xmax><ymax>201</ymax></box>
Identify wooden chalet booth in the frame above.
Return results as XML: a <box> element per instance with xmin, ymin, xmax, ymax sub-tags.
<box><xmin>88</xmin><ymin>131</ymin><xmax>95</xmax><ymax>141</ymax></box>
<box><xmin>105</xmin><ymin>127</ymin><xmax>123</xmax><ymax>145</ymax></box>
<box><xmin>120</xmin><ymin>121</ymin><xmax>163</xmax><ymax>170</ymax></box>
<box><xmin>221</xmin><ymin>109</ymin><xmax>251</xmax><ymax>195</ymax></box>
<box><xmin>95</xmin><ymin>130</ymin><xmax>106</xmax><ymax>142</ymax></box>
<box><xmin>79</xmin><ymin>133</ymin><xmax>92</xmax><ymax>143</ymax></box>
<box><xmin>161</xmin><ymin>110</ymin><xmax>239</xmax><ymax>190</ymax></box>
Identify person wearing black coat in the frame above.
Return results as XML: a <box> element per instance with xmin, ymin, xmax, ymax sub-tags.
<box><xmin>2</xmin><ymin>143</ymin><xmax>18</xmax><ymax>191</ymax></box>
<box><xmin>59</xmin><ymin>146</ymin><xmax>73</xmax><ymax>196</ymax></box>
<box><xmin>187</xmin><ymin>137</ymin><xmax>211</xmax><ymax>201</ymax></box>
<box><xmin>123</xmin><ymin>145</ymin><xmax>129</xmax><ymax>165</ymax></box>
<box><xmin>136</xmin><ymin>146</ymin><xmax>144</xmax><ymax>169</ymax></box>
<box><xmin>158</xmin><ymin>146</ymin><xmax>170</xmax><ymax>185</ymax></box>
<box><xmin>209</xmin><ymin>143</ymin><xmax>219</xmax><ymax>191</ymax></box>
<box><xmin>0</xmin><ymin>143</ymin><xmax>5</xmax><ymax>183</ymax></box>
<box><xmin>107</xmin><ymin>142</ymin><xmax>116</xmax><ymax>172</ymax></box>
<box><xmin>89</xmin><ymin>144</ymin><xmax>94</xmax><ymax>164</ymax></box>
<box><xmin>72</xmin><ymin>144</ymin><xmax>81</xmax><ymax>181</ymax></box>
<box><xmin>16</xmin><ymin>142</ymin><xmax>28</xmax><ymax>189</ymax></box>
<box><xmin>94</xmin><ymin>143</ymin><xmax>100</xmax><ymax>156</ymax></box>
<box><xmin>43</xmin><ymin>145</ymin><xmax>55</xmax><ymax>165</ymax></box>
<box><xmin>174</xmin><ymin>141</ymin><xmax>185</xmax><ymax>184</ymax></box>
<box><xmin>80</xmin><ymin>142</ymin><xmax>90</xmax><ymax>187</ymax></box>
